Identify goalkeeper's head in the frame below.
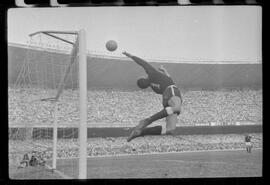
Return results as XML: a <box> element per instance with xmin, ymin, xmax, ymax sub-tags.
<box><xmin>137</xmin><ymin>77</ymin><xmax>150</xmax><ymax>89</ymax></box>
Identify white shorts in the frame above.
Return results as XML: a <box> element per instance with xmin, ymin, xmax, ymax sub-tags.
<box><xmin>246</xmin><ymin>142</ymin><xmax>252</xmax><ymax>147</ymax></box>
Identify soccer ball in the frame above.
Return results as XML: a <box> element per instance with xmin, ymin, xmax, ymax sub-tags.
<box><xmin>106</xmin><ymin>40</ymin><xmax>118</xmax><ymax>52</ymax></box>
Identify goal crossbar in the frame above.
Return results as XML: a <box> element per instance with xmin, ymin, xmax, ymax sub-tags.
<box><xmin>29</xmin><ymin>30</ymin><xmax>78</xmax><ymax>37</ymax></box>
<box><xmin>29</xmin><ymin>31</ymin><xmax>78</xmax><ymax>46</ymax></box>
<box><xmin>43</xmin><ymin>32</ymin><xmax>75</xmax><ymax>46</ymax></box>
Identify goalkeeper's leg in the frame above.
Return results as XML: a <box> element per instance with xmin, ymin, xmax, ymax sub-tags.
<box><xmin>127</xmin><ymin>96</ymin><xmax>181</xmax><ymax>142</ymax></box>
<box><xmin>135</xmin><ymin>96</ymin><xmax>181</xmax><ymax>131</ymax></box>
<box><xmin>126</xmin><ymin>114</ymin><xmax>178</xmax><ymax>142</ymax></box>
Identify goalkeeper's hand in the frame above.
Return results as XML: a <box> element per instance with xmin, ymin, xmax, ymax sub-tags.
<box><xmin>158</xmin><ymin>65</ymin><xmax>165</xmax><ymax>72</ymax></box>
<box><xmin>122</xmin><ymin>51</ymin><xmax>132</xmax><ymax>58</ymax></box>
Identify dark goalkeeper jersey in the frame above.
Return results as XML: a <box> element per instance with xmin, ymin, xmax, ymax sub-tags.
<box><xmin>129</xmin><ymin>55</ymin><xmax>182</xmax><ymax>108</ymax></box>
<box><xmin>130</xmin><ymin>55</ymin><xmax>174</xmax><ymax>94</ymax></box>
<box><xmin>245</xmin><ymin>135</ymin><xmax>251</xmax><ymax>142</ymax></box>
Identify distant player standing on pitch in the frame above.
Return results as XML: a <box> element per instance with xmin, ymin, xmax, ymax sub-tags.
<box><xmin>122</xmin><ymin>51</ymin><xmax>182</xmax><ymax>142</ymax></box>
<box><xmin>245</xmin><ymin>134</ymin><xmax>252</xmax><ymax>153</ymax></box>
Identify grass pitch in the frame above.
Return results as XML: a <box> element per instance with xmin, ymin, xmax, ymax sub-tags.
<box><xmin>9</xmin><ymin>148</ymin><xmax>262</xmax><ymax>179</ymax></box>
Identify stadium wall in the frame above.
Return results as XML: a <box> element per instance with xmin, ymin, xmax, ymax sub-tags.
<box><xmin>9</xmin><ymin>125</ymin><xmax>262</xmax><ymax>139</ymax></box>
<box><xmin>8</xmin><ymin>44</ymin><xmax>262</xmax><ymax>90</ymax></box>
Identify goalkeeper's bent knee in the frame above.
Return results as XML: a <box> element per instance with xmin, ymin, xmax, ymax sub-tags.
<box><xmin>165</xmin><ymin>107</ymin><xmax>180</xmax><ymax>115</ymax></box>
<box><xmin>165</xmin><ymin>107</ymin><xmax>174</xmax><ymax>115</ymax></box>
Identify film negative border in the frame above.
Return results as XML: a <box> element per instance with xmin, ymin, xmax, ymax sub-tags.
<box><xmin>13</xmin><ymin>0</ymin><xmax>262</xmax><ymax>7</ymax></box>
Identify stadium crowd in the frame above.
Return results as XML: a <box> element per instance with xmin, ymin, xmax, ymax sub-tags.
<box><xmin>9</xmin><ymin>87</ymin><xmax>262</xmax><ymax>126</ymax></box>
<box><xmin>9</xmin><ymin>87</ymin><xmax>262</xmax><ymax>168</ymax></box>
<box><xmin>9</xmin><ymin>133</ymin><xmax>262</xmax><ymax>167</ymax></box>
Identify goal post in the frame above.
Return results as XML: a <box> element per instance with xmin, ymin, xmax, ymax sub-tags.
<box><xmin>32</xmin><ymin>29</ymin><xmax>88</xmax><ymax>179</ymax></box>
<box><xmin>78</xmin><ymin>29</ymin><xmax>87</xmax><ymax>179</ymax></box>
<box><xmin>9</xmin><ymin>29</ymin><xmax>88</xmax><ymax>179</ymax></box>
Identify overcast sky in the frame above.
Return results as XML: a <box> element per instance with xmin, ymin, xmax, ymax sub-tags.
<box><xmin>8</xmin><ymin>6</ymin><xmax>262</xmax><ymax>62</ymax></box>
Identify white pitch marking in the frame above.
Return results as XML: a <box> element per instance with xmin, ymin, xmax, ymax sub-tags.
<box><xmin>151</xmin><ymin>159</ymin><xmax>253</xmax><ymax>166</ymax></box>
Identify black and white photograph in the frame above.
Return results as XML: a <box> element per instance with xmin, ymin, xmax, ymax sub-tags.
<box><xmin>8</xmin><ymin>4</ymin><xmax>262</xmax><ymax>179</ymax></box>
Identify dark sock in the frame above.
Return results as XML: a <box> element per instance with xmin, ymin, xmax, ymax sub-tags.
<box><xmin>146</xmin><ymin>109</ymin><xmax>168</xmax><ymax>125</ymax></box>
<box><xmin>141</xmin><ymin>126</ymin><xmax>162</xmax><ymax>136</ymax></box>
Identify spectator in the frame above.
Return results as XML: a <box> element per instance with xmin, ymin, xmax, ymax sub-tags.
<box><xmin>18</xmin><ymin>153</ymin><xmax>30</xmax><ymax>168</ymax></box>
<box><xmin>245</xmin><ymin>134</ymin><xmax>252</xmax><ymax>153</ymax></box>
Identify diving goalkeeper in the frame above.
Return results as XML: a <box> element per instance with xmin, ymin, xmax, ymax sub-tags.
<box><xmin>122</xmin><ymin>51</ymin><xmax>182</xmax><ymax>142</ymax></box>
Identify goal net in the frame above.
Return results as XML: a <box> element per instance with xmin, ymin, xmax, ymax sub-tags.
<box><xmin>9</xmin><ymin>30</ymin><xmax>87</xmax><ymax>179</ymax></box>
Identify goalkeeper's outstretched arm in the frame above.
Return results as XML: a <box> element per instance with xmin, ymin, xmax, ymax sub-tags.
<box><xmin>122</xmin><ymin>51</ymin><xmax>156</xmax><ymax>75</ymax></box>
